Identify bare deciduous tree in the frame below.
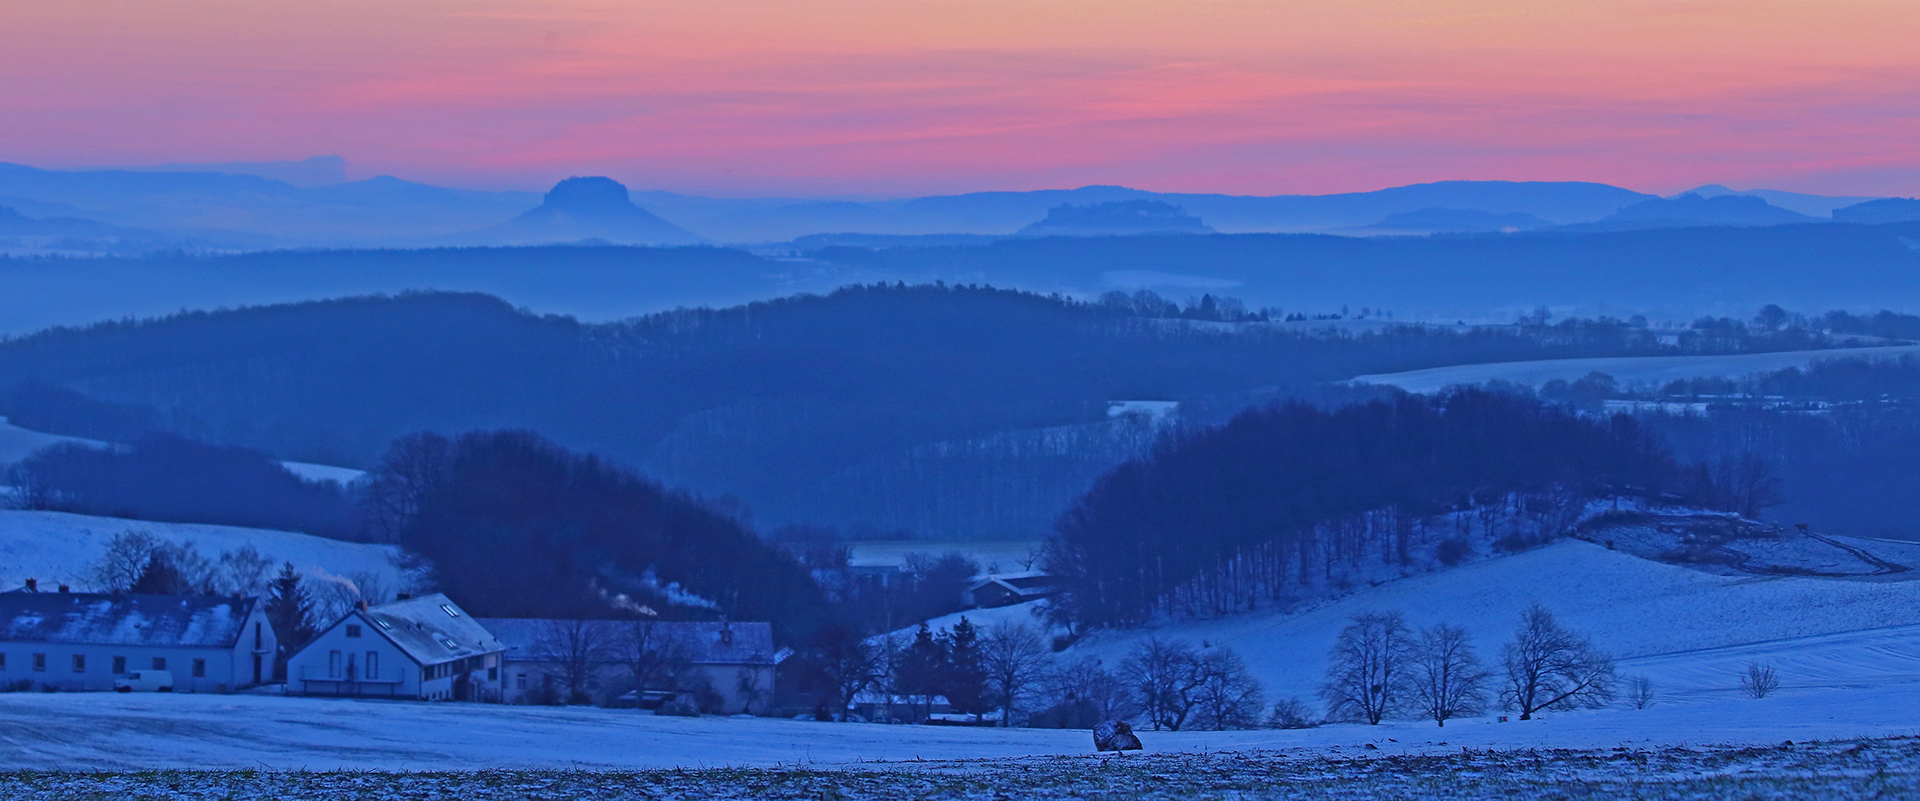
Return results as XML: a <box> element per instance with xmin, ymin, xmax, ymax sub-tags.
<box><xmin>1265</xmin><ymin>697</ymin><xmax>1317</xmax><ymax>729</ymax></box>
<box><xmin>1410</xmin><ymin>623</ymin><xmax>1489</xmax><ymax>727</ymax></box>
<box><xmin>90</xmin><ymin>530</ymin><xmax>163</xmax><ymax>591</ymax></box>
<box><xmin>533</xmin><ymin>619</ymin><xmax>614</xmax><ymax>705</ymax></box>
<box><xmin>1191</xmin><ymin>647</ymin><xmax>1265</xmax><ymax>731</ymax></box>
<box><xmin>615</xmin><ymin>615</ymin><xmax>693</xmax><ymax>706</ymax></box>
<box><xmin>1046</xmin><ymin>656</ymin><xmax>1138</xmax><ymax>723</ymax></box>
<box><xmin>1500</xmin><ymin>604</ymin><xmax>1614</xmax><ymax>720</ymax></box>
<box><xmin>1322</xmin><ymin>611</ymin><xmax>1414</xmax><ymax>724</ymax></box>
<box><xmin>1740</xmin><ymin>661</ymin><xmax>1779</xmax><ymax>699</ymax></box>
<box><xmin>981</xmin><ymin>622</ymin><xmax>1049</xmax><ymax>727</ymax></box>
<box><xmin>1123</xmin><ymin>637</ymin><xmax>1205</xmax><ymax>731</ymax></box>
<box><xmin>1627</xmin><ymin>675</ymin><xmax>1656</xmax><ymax>709</ymax></box>
<box><xmin>361</xmin><ymin>432</ymin><xmax>454</xmax><ymax>543</ymax></box>
<box><xmin>214</xmin><ymin>544</ymin><xmax>276</xmax><ymax>596</ymax></box>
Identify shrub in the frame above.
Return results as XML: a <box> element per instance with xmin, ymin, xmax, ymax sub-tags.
<box><xmin>1435</xmin><ymin>537</ymin><xmax>1472</xmax><ymax>566</ymax></box>
<box><xmin>1265</xmin><ymin>697</ymin><xmax>1318</xmax><ymax>729</ymax></box>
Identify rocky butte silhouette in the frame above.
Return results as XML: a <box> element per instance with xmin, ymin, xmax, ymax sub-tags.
<box><xmin>464</xmin><ymin>176</ymin><xmax>706</xmax><ymax>246</ymax></box>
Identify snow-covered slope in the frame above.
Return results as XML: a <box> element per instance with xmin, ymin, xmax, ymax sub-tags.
<box><xmin>1059</xmin><ymin>539</ymin><xmax>1920</xmax><ymax>704</ymax></box>
<box><xmin>0</xmin><ymin>417</ymin><xmax>364</xmax><ymax>484</ymax></box>
<box><xmin>1350</xmin><ymin>345</ymin><xmax>1920</xmax><ymax>394</ymax></box>
<box><xmin>0</xmin><ymin>509</ymin><xmax>405</xmax><ymax>595</ymax></box>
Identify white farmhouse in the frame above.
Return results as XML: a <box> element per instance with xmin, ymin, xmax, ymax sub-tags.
<box><xmin>0</xmin><ymin>583</ymin><xmax>275</xmax><ymax>692</ymax></box>
<box><xmin>286</xmin><ymin>593</ymin><xmax>505</xmax><ymax>702</ymax></box>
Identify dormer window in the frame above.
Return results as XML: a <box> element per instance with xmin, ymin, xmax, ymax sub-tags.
<box><xmin>375</xmin><ymin>618</ymin><xmax>392</xmax><ymax>629</ymax></box>
<box><xmin>441</xmin><ymin>604</ymin><xmax>460</xmax><ymax>618</ymax></box>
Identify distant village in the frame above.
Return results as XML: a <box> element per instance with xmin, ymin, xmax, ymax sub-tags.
<box><xmin>0</xmin><ymin>564</ymin><xmax>1055</xmax><ymax>718</ymax></box>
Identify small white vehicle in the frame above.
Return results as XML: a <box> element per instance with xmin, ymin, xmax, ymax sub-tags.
<box><xmin>113</xmin><ymin>670</ymin><xmax>174</xmax><ymax>693</ymax></box>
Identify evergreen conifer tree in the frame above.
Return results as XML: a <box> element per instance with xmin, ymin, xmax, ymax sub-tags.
<box><xmin>944</xmin><ymin>616</ymin><xmax>989</xmax><ymax>718</ymax></box>
<box><xmin>264</xmin><ymin>562</ymin><xmax>316</xmax><ymax>680</ymax></box>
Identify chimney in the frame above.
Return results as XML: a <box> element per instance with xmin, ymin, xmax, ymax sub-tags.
<box><xmin>57</xmin><ymin>584</ymin><xmax>70</xmax><ymax>593</ymax></box>
<box><xmin>23</xmin><ymin>578</ymin><xmax>35</xmax><ymax>592</ymax></box>
<box><xmin>356</xmin><ymin>600</ymin><xmax>370</xmax><ymax>611</ymax></box>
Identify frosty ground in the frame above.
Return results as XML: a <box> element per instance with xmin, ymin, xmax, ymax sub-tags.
<box><xmin>3</xmin><ymin>735</ymin><xmax>1917</xmax><ymax>800</ymax></box>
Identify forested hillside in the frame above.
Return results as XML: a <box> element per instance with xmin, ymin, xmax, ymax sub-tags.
<box><xmin>1044</xmin><ymin>391</ymin><xmax>1681</xmax><ymax>628</ymax></box>
<box><xmin>0</xmin><ymin>286</ymin><xmax>1774</xmax><ymax>538</ymax></box>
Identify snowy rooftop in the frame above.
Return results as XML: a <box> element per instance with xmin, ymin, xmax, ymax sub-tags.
<box><xmin>0</xmin><ymin>591</ymin><xmax>256</xmax><ymax>649</ymax></box>
<box><xmin>358</xmin><ymin>593</ymin><xmax>503</xmax><ymax>666</ymax></box>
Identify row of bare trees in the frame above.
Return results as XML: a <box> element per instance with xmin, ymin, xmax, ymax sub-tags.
<box><xmin>1323</xmin><ymin>605</ymin><xmax>1616</xmax><ymax>726</ymax></box>
<box><xmin>526</xmin><ymin>617</ymin><xmax>699</xmax><ymax>707</ymax></box>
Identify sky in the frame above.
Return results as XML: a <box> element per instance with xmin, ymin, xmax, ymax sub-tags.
<box><xmin>2</xmin><ymin>0</ymin><xmax>1917</xmax><ymax>198</ymax></box>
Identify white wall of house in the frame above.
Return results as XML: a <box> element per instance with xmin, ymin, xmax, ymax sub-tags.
<box><xmin>0</xmin><ymin>607</ymin><xmax>275</xmax><ymax>693</ymax></box>
<box><xmin>287</xmin><ymin>611</ymin><xmax>506</xmax><ymax>701</ymax></box>
<box><xmin>693</xmin><ymin>663</ymin><xmax>774</xmax><ymax>715</ymax></box>
<box><xmin>287</xmin><ymin>611</ymin><xmax>421</xmax><ymax>699</ymax></box>
<box><xmin>498</xmin><ymin>658</ymin><xmax>773</xmax><ymax>714</ymax></box>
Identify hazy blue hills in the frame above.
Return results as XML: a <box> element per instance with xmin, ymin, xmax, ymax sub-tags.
<box><xmin>455</xmin><ymin>177</ymin><xmax>705</xmax><ymax>246</ymax></box>
<box><xmin>1835</xmin><ymin>197</ymin><xmax>1920</xmax><ymax>224</ymax></box>
<box><xmin>4</xmin><ymin>219</ymin><xmax>1918</xmax><ymax>335</ymax></box>
<box><xmin>1015</xmin><ymin>200</ymin><xmax>1213</xmax><ymax>237</ymax></box>
<box><xmin>103</xmin><ymin>155</ymin><xmax>349</xmax><ymax>188</ymax></box>
<box><xmin>812</xmin><ymin>220</ymin><xmax>1920</xmax><ymax>318</ymax></box>
<box><xmin>4</xmin><ymin>158</ymin><xmax>1895</xmax><ymax>247</ymax></box>
<box><xmin>1684</xmin><ymin>184</ymin><xmax>1882</xmax><ymax>217</ymax></box>
<box><xmin>0</xmin><ymin>161</ymin><xmax>537</xmax><ymax>244</ymax></box>
<box><xmin>647</xmin><ymin>180</ymin><xmax>1658</xmax><ymax>242</ymax></box>
<box><xmin>1354</xmin><ymin>207</ymin><xmax>1554</xmax><ymax>233</ymax></box>
<box><xmin>1557</xmin><ymin>193</ymin><xmax>1817</xmax><ymax>231</ymax></box>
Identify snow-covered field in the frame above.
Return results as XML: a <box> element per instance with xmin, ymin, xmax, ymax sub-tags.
<box><xmin>1</xmin><ymin>676</ymin><xmax>1917</xmax><ymax>773</ymax></box>
<box><xmin>1061</xmin><ymin>539</ymin><xmax>1920</xmax><ymax>705</ymax></box>
<box><xmin>0</xmin><ymin>509</ymin><xmax>405</xmax><ymax>594</ymax></box>
<box><xmin>1350</xmin><ymin>344</ymin><xmax>1920</xmax><ymax>394</ymax></box>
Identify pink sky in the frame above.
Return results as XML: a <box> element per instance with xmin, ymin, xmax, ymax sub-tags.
<box><xmin>3</xmin><ymin>0</ymin><xmax>1917</xmax><ymax>197</ymax></box>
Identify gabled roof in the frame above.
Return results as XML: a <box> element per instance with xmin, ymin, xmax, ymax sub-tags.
<box><xmin>476</xmin><ymin>618</ymin><xmax>778</xmax><ymax>666</ymax></box>
<box><xmin>352</xmin><ymin>593</ymin><xmax>502</xmax><ymax>667</ymax></box>
<box><xmin>0</xmin><ymin>591</ymin><xmax>259</xmax><ymax>649</ymax></box>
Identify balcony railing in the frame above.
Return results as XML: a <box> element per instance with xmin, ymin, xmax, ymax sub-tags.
<box><xmin>299</xmin><ymin>667</ymin><xmax>405</xmax><ymax>685</ymax></box>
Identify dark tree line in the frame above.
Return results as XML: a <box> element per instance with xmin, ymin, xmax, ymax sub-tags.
<box><xmin>8</xmin><ymin>433</ymin><xmax>357</xmax><ymax>538</ymax></box>
<box><xmin>1044</xmin><ymin>390</ymin><xmax>1683</xmax><ymax>628</ymax></box>
<box><xmin>362</xmin><ymin>429</ymin><xmax>831</xmax><ymax>643</ymax></box>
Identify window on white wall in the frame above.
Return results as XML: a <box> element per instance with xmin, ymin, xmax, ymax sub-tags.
<box><xmin>365</xmin><ymin>651</ymin><xmax>379</xmax><ymax>680</ymax></box>
<box><xmin>329</xmin><ymin>650</ymin><xmax>342</xmax><ymax>678</ymax></box>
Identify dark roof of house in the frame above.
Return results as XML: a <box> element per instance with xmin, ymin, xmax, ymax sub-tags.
<box><xmin>351</xmin><ymin>593</ymin><xmax>503</xmax><ymax>667</ymax></box>
<box><xmin>0</xmin><ymin>591</ymin><xmax>258</xmax><ymax>649</ymax></box>
<box><xmin>476</xmin><ymin>618</ymin><xmax>778</xmax><ymax>666</ymax></box>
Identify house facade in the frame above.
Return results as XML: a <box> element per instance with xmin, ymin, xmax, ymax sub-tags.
<box><xmin>0</xmin><ymin>586</ymin><xmax>275</xmax><ymax>693</ymax></box>
<box><xmin>478</xmin><ymin>618</ymin><xmax>784</xmax><ymax>714</ymax></box>
<box><xmin>286</xmin><ymin>593</ymin><xmax>505</xmax><ymax>701</ymax></box>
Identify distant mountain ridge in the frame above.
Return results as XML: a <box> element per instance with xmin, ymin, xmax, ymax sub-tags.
<box><xmin>1015</xmin><ymin>200</ymin><xmax>1213</xmax><ymax>237</ymax></box>
<box><xmin>457</xmin><ymin>177</ymin><xmax>705</xmax><ymax>246</ymax></box>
